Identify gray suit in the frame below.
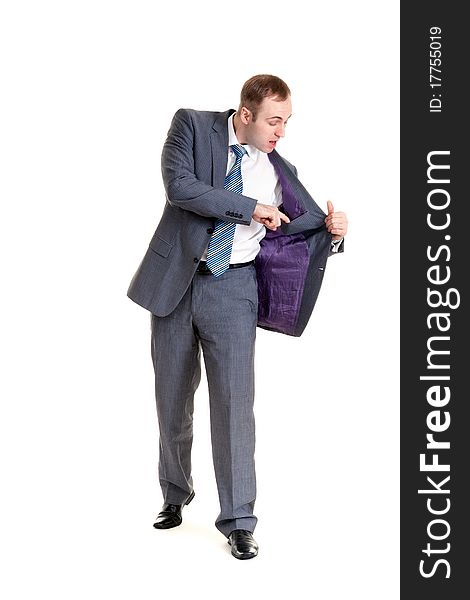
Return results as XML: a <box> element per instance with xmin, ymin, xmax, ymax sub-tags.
<box><xmin>128</xmin><ymin>108</ymin><xmax>341</xmax><ymax>535</ymax></box>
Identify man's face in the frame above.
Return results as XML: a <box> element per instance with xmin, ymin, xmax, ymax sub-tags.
<box><xmin>241</xmin><ymin>95</ymin><xmax>292</xmax><ymax>153</ymax></box>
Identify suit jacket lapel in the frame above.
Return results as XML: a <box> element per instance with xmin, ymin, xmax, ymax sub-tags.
<box><xmin>268</xmin><ymin>150</ymin><xmax>326</xmax><ymax>228</ymax></box>
<box><xmin>210</xmin><ymin>109</ymin><xmax>236</xmax><ymax>188</ymax></box>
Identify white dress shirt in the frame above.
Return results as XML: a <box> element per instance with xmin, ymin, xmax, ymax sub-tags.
<box><xmin>201</xmin><ymin>114</ymin><xmax>342</xmax><ymax>262</ymax></box>
<box><xmin>201</xmin><ymin>114</ymin><xmax>281</xmax><ymax>263</ymax></box>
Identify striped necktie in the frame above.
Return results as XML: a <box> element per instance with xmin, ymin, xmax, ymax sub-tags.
<box><xmin>206</xmin><ymin>144</ymin><xmax>248</xmax><ymax>277</ymax></box>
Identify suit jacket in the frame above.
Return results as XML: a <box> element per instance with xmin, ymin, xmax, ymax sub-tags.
<box><xmin>127</xmin><ymin>108</ymin><xmax>342</xmax><ymax>336</ymax></box>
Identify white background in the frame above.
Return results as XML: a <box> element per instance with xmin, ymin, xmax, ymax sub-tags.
<box><xmin>0</xmin><ymin>1</ymin><xmax>399</xmax><ymax>598</ymax></box>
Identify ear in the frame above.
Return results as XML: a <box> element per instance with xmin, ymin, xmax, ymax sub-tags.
<box><xmin>239</xmin><ymin>106</ymin><xmax>252</xmax><ymax>125</ymax></box>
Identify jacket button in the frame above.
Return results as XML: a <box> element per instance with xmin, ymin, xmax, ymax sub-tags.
<box><xmin>225</xmin><ymin>211</ymin><xmax>230</xmax><ymax>216</ymax></box>
<box><xmin>207</xmin><ymin>228</ymin><xmax>214</xmax><ymax>234</ymax></box>
<box><xmin>193</xmin><ymin>257</ymin><xmax>199</xmax><ymax>263</ymax></box>
<box><xmin>239</xmin><ymin>213</ymin><xmax>243</xmax><ymax>218</ymax></box>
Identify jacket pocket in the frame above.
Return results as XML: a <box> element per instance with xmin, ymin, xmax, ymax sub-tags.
<box><xmin>149</xmin><ymin>234</ymin><xmax>173</xmax><ymax>258</ymax></box>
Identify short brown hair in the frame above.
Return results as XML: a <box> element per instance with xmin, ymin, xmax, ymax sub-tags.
<box><xmin>239</xmin><ymin>74</ymin><xmax>291</xmax><ymax>120</ymax></box>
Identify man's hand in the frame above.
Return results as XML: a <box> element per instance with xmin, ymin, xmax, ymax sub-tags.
<box><xmin>324</xmin><ymin>200</ymin><xmax>348</xmax><ymax>240</ymax></box>
<box><xmin>252</xmin><ymin>203</ymin><xmax>290</xmax><ymax>231</ymax></box>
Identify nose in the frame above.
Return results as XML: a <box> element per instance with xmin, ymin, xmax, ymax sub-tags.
<box><xmin>275</xmin><ymin>123</ymin><xmax>286</xmax><ymax>138</ymax></box>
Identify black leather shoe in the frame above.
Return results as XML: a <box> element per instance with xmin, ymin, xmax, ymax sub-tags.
<box><xmin>153</xmin><ymin>490</ymin><xmax>195</xmax><ymax>530</ymax></box>
<box><xmin>227</xmin><ymin>529</ymin><xmax>258</xmax><ymax>560</ymax></box>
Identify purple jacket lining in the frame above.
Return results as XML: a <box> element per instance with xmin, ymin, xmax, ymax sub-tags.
<box><xmin>255</xmin><ymin>156</ymin><xmax>310</xmax><ymax>335</ymax></box>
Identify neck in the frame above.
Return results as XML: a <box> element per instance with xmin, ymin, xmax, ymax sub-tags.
<box><xmin>232</xmin><ymin>112</ymin><xmax>247</xmax><ymax>144</ymax></box>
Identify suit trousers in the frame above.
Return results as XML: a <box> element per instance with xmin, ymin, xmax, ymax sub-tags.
<box><xmin>150</xmin><ymin>263</ymin><xmax>258</xmax><ymax>537</ymax></box>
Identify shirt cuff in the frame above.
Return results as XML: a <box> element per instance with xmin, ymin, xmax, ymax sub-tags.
<box><xmin>330</xmin><ymin>238</ymin><xmax>344</xmax><ymax>253</ymax></box>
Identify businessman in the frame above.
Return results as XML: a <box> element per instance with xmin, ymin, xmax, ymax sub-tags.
<box><xmin>127</xmin><ymin>74</ymin><xmax>348</xmax><ymax>560</ymax></box>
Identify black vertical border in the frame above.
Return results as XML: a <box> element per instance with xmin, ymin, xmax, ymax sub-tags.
<box><xmin>401</xmin><ymin>2</ymin><xmax>469</xmax><ymax>598</ymax></box>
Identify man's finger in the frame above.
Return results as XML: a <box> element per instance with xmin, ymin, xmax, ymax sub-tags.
<box><xmin>279</xmin><ymin>212</ymin><xmax>290</xmax><ymax>223</ymax></box>
<box><xmin>261</xmin><ymin>218</ymin><xmax>276</xmax><ymax>230</ymax></box>
<box><xmin>327</xmin><ymin>200</ymin><xmax>334</xmax><ymax>215</ymax></box>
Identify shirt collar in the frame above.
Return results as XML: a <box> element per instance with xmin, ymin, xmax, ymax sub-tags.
<box><xmin>228</xmin><ymin>113</ymin><xmax>259</xmax><ymax>160</ymax></box>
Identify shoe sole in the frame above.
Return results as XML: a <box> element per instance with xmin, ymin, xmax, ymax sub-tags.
<box><xmin>230</xmin><ymin>549</ymin><xmax>258</xmax><ymax>560</ymax></box>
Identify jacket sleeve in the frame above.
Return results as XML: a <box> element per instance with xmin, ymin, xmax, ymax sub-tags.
<box><xmin>161</xmin><ymin>109</ymin><xmax>258</xmax><ymax>225</ymax></box>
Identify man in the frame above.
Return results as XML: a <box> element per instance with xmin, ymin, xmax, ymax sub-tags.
<box><xmin>127</xmin><ymin>75</ymin><xmax>348</xmax><ymax>560</ymax></box>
